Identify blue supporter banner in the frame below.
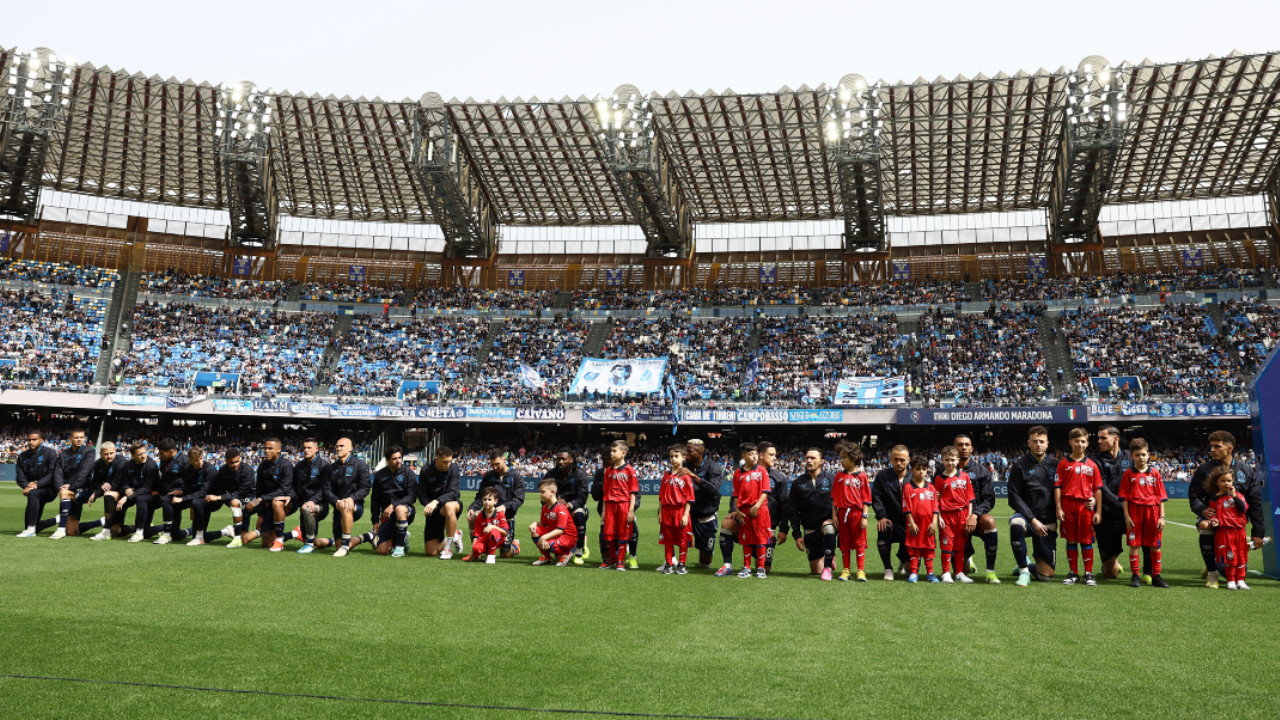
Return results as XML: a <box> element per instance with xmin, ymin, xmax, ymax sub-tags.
<box><xmin>0</xmin><ymin>358</ymin><xmax>16</xmax><ymax>368</ymax></box>
<box><xmin>833</xmin><ymin>376</ymin><xmax>905</xmax><ymax>406</ymax></box>
<box><xmin>605</xmin><ymin>269</ymin><xmax>625</xmax><ymax>287</ymax></box>
<box><xmin>193</xmin><ymin>371</ymin><xmax>240</xmax><ymax>388</ymax></box>
<box><xmin>232</xmin><ymin>257</ymin><xmax>252</xmax><ymax>277</ymax></box>
<box><xmin>109</xmin><ymin>394</ymin><xmax>167</xmax><ymax>407</ymax></box>
<box><xmin>414</xmin><ymin>406</ymin><xmax>468</xmax><ymax>420</ymax></box>
<box><xmin>289</xmin><ymin>402</ymin><xmax>333</xmax><ymax>415</ymax></box>
<box><xmin>211</xmin><ymin>399</ymin><xmax>252</xmax><ymax>412</ymax></box>
<box><xmin>1028</xmin><ymin>256</ymin><xmax>1047</xmax><ymax>275</ymax></box>
<box><xmin>1089</xmin><ymin>402</ymin><xmax>1250</xmax><ymax>418</ymax></box>
<box><xmin>1</xmin><ymin>232</ymin><xmax>11</xmax><ymax>252</ymax></box>
<box><xmin>891</xmin><ymin>261</ymin><xmax>911</xmax><ymax>280</ymax></box>
<box><xmin>788</xmin><ymin>409</ymin><xmax>842</xmax><ymax>423</ymax></box>
<box><xmin>398</xmin><ymin>380</ymin><xmax>441</xmax><ymax>398</ymax></box>
<box><xmin>1181</xmin><ymin>249</ymin><xmax>1205</xmax><ymax>269</ymax></box>
<box><xmin>758</xmin><ymin>266</ymin><xmax>777</xmax><ymax>285</ymax></box>
<box><xmin>165</xmin><ymin>395</ymin><xmax>205</xmax><ymax>408</ymax></box>
<box><xmin>348</xmin><ymin>265</ymin><xmax>367</xmax><ymax>282</ymax></box>
<box><xmin>681</xmin><ymin>408</ymin><xmax>737</xmax><ymax>423</ymax></box>
<box><xmin>899</xmin><ymin>406</ymin><xmax>1087</xmax><ymax>425</ymax></box>
<box><xmin>507</xmin><ymin>270</ymin><xmax>525</xmax><ymax>288</ymax></box>
<box><xmin>463</xmin><ymin>406</ymin><xmax>517</xmax><ymax>419</ymax></box>
<box><xmin>635</xmin><ymin>407</ymin><xmax>674</xmax><ymax>422</ymax></box>
<box><xmin>252</xmin><ymin>399</ymin><xmax>293</xmax><ymax>414</ymax></box>
<box><xmin>570</xmin><ymin>357</ymin><xmax>668</xmax><ymax>396</ymax></box>
<box><xmin>330</xmin><ymin>403</ymin><xmax>379</xmax><ymax>418</ymax></box>
<box><xmin>514</xmin><ymin>407</ymin><xmax>567</xmax><ymax>421</ymax></box>
<box><xmin>736</xmin><ymin>408</ymin><xmax>789</xmax><ymax>423</ymax></box>
<box><xmin>582</xmin><ymin>408</ymin><xmax>635</xmax><ymax>422</ymax></box>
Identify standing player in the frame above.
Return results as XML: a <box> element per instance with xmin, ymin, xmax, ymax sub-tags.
<box><xmin>190</xmin><ymin>448</ymin><xmax>255</xmax><ymax>546</ymax></box>
<box><xmin>466</xmin><ymin>450</ymin><xmax>525</xmax><ymax>559</ymax></box>
<box><xmin>598</xmin><ymin>440</ymin><xmax>639</xmax><ymax>571</ymax></box>
<box><xmin>1189</xmin><ymin>430</ymin><xmax>1266</xmax><ymax>589</ymax></box>
<box><xmin>239</xmin><ymin>438</ymin><xmax>295</xmax><ymax>551</ymax></box>
<box><xmin>151</xmin><ymin>438</ymin><xmax>191</xmax><ymax>545</ymax></box>
<box><xmin>83</xmin><ymin>442</ymin><xmax>128</xmax><ymax>540</ymax></box>
<box><xmin>1090</xmin><ymin>425</ymin><xmax>1132</xmax><ymax>581</ymax></box>
<box><xmin>368</xmin><ymin>445</ymin><xmax>418</xmax><ymax>558</ymax></box>
<box><xmin>789</xmin><ymin>448</ymin><xmax>836</xmax><ymax>579</ymax></box>
<box><xmin>1120</xmin><ymin>438</ymin><xmax>1168</xmax><ymax>588</ymax></box>
<box><xmin>1008</xmin><ymin>425</ymin><xmax>1059</xmax><ymax>587</ymax></box>
<box><xmin>15</xmin><ymin>431</ymin><xmax>59</xmax><ymax>537</ymax></box>
<box><xmin>684</xmin><ymin>439</ymin><xmax>725</xmax><ymax>570</ymax></box>
<box><xmin>954</xmin><ymin>434</ymin><xmax>1000</xmax><ymax>583</ymax></box>
<box><xmin>656</xmin><ymin>443</ymin><xmax>695</xmax><ymax>574</ymax></box>
<box><xmin>529</xmin><ymin>477</ymin><xmax>577</xmax><ymax>566</ymax></box>
<box><xmin>903</xmin><ymin>456</ymin><xmax>941</xmax><ymax>583</ymax></box>
<box><xmin>317</xmin><ymin>437</ymin><xmax>372</xmax><ymax>557</ymax></box>
<box><xmin>543</xmin><ymin>448</ymin><xmax>591</xmax><ymax>565</ymax></box>
<box><xmin>871</xmin><ymin>445</ymin><xmax>912</xmax><ymax>580</ymax></box>
<box><xmin>50</xmin><ymin>428</ymin><xmax>94</xmax><ymax>538</ymax></box>
<box><xmin>831</xmin><ymin>441</ymin><xmax>871</xmax><ymax>582</ymax></box>
<box><xmin>758</xmin><ymin>441</ymin><xmax>795</xmax><ymax>574</ymax></box>
<box><xmin>418</xmin><ymin>445</ymin><xmax>462</xmax><ymax>559</ymax></box>
<box><xmin>729</xmin><ymin>442</ymin><xmax>771</xmax><ymax>579</ymax></box>
<box><xmin>933</xmin><ymin>446</ymin><xmax>974</xmax><ymax>583</ymax></box>
<box><xmin>288</xmin><ymin>438</ymin><xmax>329</xmax><ymax>554</ymax></box>
<box><xmin>1056</xmin><ymin>427</ymin><xmax>1103</xmax><ymax>586</ymax></box>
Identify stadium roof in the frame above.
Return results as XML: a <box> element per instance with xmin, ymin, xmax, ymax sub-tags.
<box><xmin>4</xmin><ymin>46</ymin><xmax>1279</xmax><ymax>229</ymax></box>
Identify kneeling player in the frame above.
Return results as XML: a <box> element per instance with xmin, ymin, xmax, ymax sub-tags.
<box><xmin>418</xmin><ymin>446</ymin><xmax>463</xmax><ymax>559</ymax></box>
<box><xmin>369</xmin><ymin>446</ymin><xmax>417</xmax><ymax>558</ymax></box>
<box><xmin>903</xmin><ymin>456</ymin><xmax>940</xmax><ymax>583</ymax></box>
<box><xmin>656</xmin><ymin>443</ymin><xmax>695</xmax><ymax>574</ymax></box>
<box><xmin>50</xmin><ymin>428</ymin><xmax>94</xmax><ymax>538</ymax></box>
<box><xmin>529</xmin><ymin>478</ymin><xmax>577</xmax><ymax>566</ymax></box>
<box><xmin>832</xmin><ymin>441</ymin><xmax>871</xmax><ymax>582</ymax></box>
<box><xmin>189</xmin><ymin>448</ymin><xmax>254</xmax><ymax>546</ymax></box>
<box><xmin>1008</xmin><ymin>426</ymin><xmax>1060</xmax><ymax>587</ymax></box>
<box><xmin>1120</xmin><ymin>438</ymin><xmax>1168</xmax><ymax>588</ymax></box>
<box><xmin>465</xmin><ymin>487</ymin><xmax>508</xmax><ymax>564</ymax></box>
<box><xmin>240</xmin><ymin>438</ymin><xmax>295</xmax><ymax>551</ymax></box>
<box><xmin>286</xmin><ymin>438</ymin><xmax>328</xmax><ymax>553</ymax></box>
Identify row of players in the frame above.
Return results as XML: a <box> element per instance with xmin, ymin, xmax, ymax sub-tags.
<box><xmin>11</xmin><ymin>427</ymin><xmax>1268</xmax><ymax>587</ymax></box>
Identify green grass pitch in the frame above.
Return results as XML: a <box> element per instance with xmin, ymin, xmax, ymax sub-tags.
<box><xmin>0</xmin><ymin>489</ymin><xmax>1276</xmax><ymax>720</ymax></box>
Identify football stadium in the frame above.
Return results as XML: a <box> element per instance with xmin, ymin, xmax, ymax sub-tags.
<box><xmin>2</xmin><ymin>4</ymin><xmax>1279</xmax><ymax>718</ymax></box>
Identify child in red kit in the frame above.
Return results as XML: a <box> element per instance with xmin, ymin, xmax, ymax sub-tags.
<box><xmin>933</xmin><ymin>446</ymin><xmax>974</xmax><ymax>584</ymax></box>
<box><xmin>1055</xmin><ymin>427</ymin><xmax>1103</xmax><ymax>586</ymax></box>
<box><xmin>464</xmin><ymin>487</ymin><xmax>507</xmax><ymax>564</ymax></box>
<box><xmin>1119</xmin><ymin>437</ymin><xmax>1168</xmax><ymax>588</ymax></box>
<box><xmin>902</xmin><ymin>455</ymin><xmax>940</xmax><ymax>583</ymax></box>
<box><xmin>832</xmin><ymin>441</ymin><xmax>871</xmax><ymax>582</ymax></box>
<box><xmin>657</xmin><ymin>443</ymin><xmax>696</xmax><ymax>575</ymax></box>
<box><xmin>529</xmin><ymin>477</ymin><xmax>578</xmax><ymax>566</ymax></box>
<box><xmin>600</xmin><ymin>440</ymin><xmax>640</xmax><ymax>571</ymax></box>
<box><xmin>1207</xmin><ymin>465</ymin><xmax>1251</xmax><ymax>590</ymax></box>
<box><xmin>731</xmin><ymin>442</ymin><xmax>772</xmax><ymax>578</ymax></box>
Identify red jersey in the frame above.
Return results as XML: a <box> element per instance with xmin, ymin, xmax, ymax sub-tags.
<box><xmin>1119</xmin><ymin>467</ymin><xmax>1167</xmax><ymax>506</ymax></box>
<box><xmin>732</xmin><ymin>465</ymin><xmax>770</xmax><ymax>508</ymax></box>
<box><xmin>902</xmin><ymin>482</ymin><xmax>939</xmax><ymax>525</ymax></box>
<box><xmin>476</xmin><ymin>510</ymin><xmax>508</xmax><ymax>535</ymax></box>
<box><xmin>932</xmin><ymin>471</ymin><xmax>974</xmax><ymax>512</ymax></box>
<box><xmin>832</xmin><ymin>470</ymin><xmax>872</xmax><ymax>509</ymax></box>
<box><xmin>1210</xmin><ymin>494</ymin><xmax>1249</xmax><ymax>529</ymax></box>
<box><xmin>537</xmin><ymin>501</ymin><xmax>577</xmax><ymax>544</ymax></box>
<box><xmin>659</xmin><ymin>470</ymin><xmax>696</xmax><ymax>508</ymax></box>
<box><xmin>603</xmin><ymin>464</ymin><xmax>639</xmax><ymax>504</ymax></box>
<box><xmin>1055</xmin><ymin>457</ymin><xmax>1103</xmax><ymax>501</ymax></box>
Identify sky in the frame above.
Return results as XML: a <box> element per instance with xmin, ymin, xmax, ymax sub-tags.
<box><xmin>5</xmin><ymin>0</ymin><xmax>1279</xmax><ymax>101</ymax></box>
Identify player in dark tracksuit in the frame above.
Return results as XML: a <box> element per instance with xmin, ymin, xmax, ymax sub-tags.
<box><xmin>177</xmin><ymin>448</ymin><xmax>218</xmax><ymax>545</ymax></box>
<box><xmin>789</xmin><ymin>448</ymin><xmax>836</xmax><ymax>577</ymax></box>
<box><xmin>15</xmin><ymin>431</ymin><xmax>60</xmax><ymax>536</ymax></box>
<box><xmin>240</xmin><ymin>439</ymin><xmax>295</xmax><ymax>549</ymax></box>
<box><xmin>119</xmin><ymin>444</ymin><xmax>161</xmax><ymax>541</ymax></box>
<box><xmin>684</xmin><ymin>440</ymin><xmax>725</xmax><ymax>568</ymax></box>
<box><xmin>416</xmin><ymin>446</ymin><xmax>462</xmax><ymax>557</ymax></box>
<box><xmin>82</xmin><ymin>443</ymin><xmax>130</xmax><ymax>538</ymax></box>
<box><xmin>365</xmin><ymin>446</ymin><xmax>417</xmax><ymax>556</ymax></box>
<box><xmin>316</xmin><ymin>437</ymin><xmax>372</xmax><ymax>556</ymax></box>
<box><xmin>51</xmin><ymin>428</ymin><xmax>95</xmax><ymax>537</ymax></box>
<box><xmin>759</xmin><ymin>441</ymin><xmax>796</xmax><ymax>572</ymax></box>
<box><xmin>543</xmin><ymin>448</ymin><xmax>591</xmax><ymax>562</ymax></box>
<box><xmin>871</xmin><ymin>446</ymin><xmax>912</xmax><ymax>578</ymax></box>
<box><xmin>152</xmin><ymin>438</ymin><xmax>192</xmax><ymax>543</ymax></box>
<box><xmin>190</xmin><ymin>449</ymin><xmax>256</xmax><ymax>544</ymax></box>
<box><xmin>468</xmin><ymin>452</ymin><xmax>524</xmax><ymax>558</ymax></box>
<box><xmin>1007</xmin><ymin>426</ymin><xmax>1060</xmax><ymax>584</ymax></box>
<box><xmin>1189</xmin><ymin>430</ymin><xmax>1266</xmax><ymax>587</ymax></box>
<box><xmin>288</xmin><ymin>438</ymin><xmax>329</xmax><ymax>553</ymax></box>
<box><xmin>954</xmin><ymin>434</ymin><xmax>998</xmax><ymax>581</ymax></box>
<box><xmin>1090</xmin><ymin>426</ymin><xmax>1132</xmax><ymax>579</ymax></box>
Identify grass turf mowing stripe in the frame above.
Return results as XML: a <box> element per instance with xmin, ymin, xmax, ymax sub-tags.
<box><xmin>0</xmin><ymin>675</ymin><xmax>822</xmax><ymax>720</ymax></box>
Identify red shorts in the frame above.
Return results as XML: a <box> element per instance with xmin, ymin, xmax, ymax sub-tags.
<box><xmin>737</xmin><ymin>507</ymin><xmax>772</xmax><ymax>546</ymax></box>
<box><xmin>1215</xmin><ymin>527</ymin><xmax>1248</xmax><ymax>567</ymax></box>
<box><xmin>906</xmin><ymin>513</ymin><xmax>936</xmax><ymax>550</ymax></box>
<box><xmin>1060</xmin><ymin>497</ymin><xmax>1095</xmax><ymax>544</ymax></box>
<box><xmin>539</xmin><ymin>534</ymin><xmax>576</xmax><ymax>557</ymax></box>
<box><xmin>1126</xmin><ymin>504</ymin><xmax>1163</xmax><ymax>548</ymax></box>
<box><xmin>939</xmin><ymin>509</ymin><xmax>969</xmax><ymax>553</ymax></box>
<box><xmin>602</xmin><ymin>501</ymin><xmax>631</xmax><ymax>542</ymax></box>
<box><xmin>659</xmin><ymin>505</ymin><xmax>689</xmax><ymax>545</ymax></box>
<box><xmin>836</xmin><ymin>506</ymin><xmax>868</xmax><ymax>551</ymax></box>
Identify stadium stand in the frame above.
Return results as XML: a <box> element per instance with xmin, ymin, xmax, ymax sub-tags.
<box><xmin>331</xmin><ymin>315</ymin><xmax>489</xmax><ymax>399</ymax></box>
<box><xmin>1221</xmin><ymin>298</ymin><xmax>1280</xmax><ymax>375</ymax></box>
<box><xmin>752</xmin><ymin>315</ymin><xmax>903</xmax><ymax>405</ymax></box>
<box><xmin>0</xmin><ymin>258</ymin><xmax>118</xmax><ymax>289</ymax></box>
<box><xmin>985</xmin><ymin>269</ymin><xmax>1271</xmax><ymax>301</ymax></box>
<box><xmin>412</xmin><ymin>287</ymin><xmax>557</xmax><ymax>311</ymax></box>
<box><xmin>908</xmin><ymin>307</ymin><xmax>1050</xmax><ymax>406</ymax></box>
<box><xmin>472</xmin><ymin>318</ymin><xmax>590</xmax><ymax>404</ymax></box>
<box><xmin>823</xmin><ymin>281</ymin><xmax>973</xmax><ymax>307</ymax></box>
<box><xmin>139</xmin><ymin>268</ymin><xmax>291</xmax><ymax>302</ymax></box>
<box><xmin>299</xmin><ymin>281</ymin><xmax>404</xmax><ymax>305</ymax></box>
<box><xmin>0</xmin><ymin>289</ymin><xmax>107</xmax><ymax>390</ymax></box>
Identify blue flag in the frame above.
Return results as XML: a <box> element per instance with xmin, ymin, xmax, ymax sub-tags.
<box><xmin>665</xmin><ymin>373</ymin><xmax>681</xmax><ymax>436</ymax></box>
<box><xmin>744</xmin><ymin>354</ymin><xmax>759</xmax><ymax>388</ymax></box>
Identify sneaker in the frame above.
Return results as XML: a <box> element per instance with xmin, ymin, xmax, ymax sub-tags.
<box><xmin>128</xmin><ymin>531</ymin><xmax>145</xmax><ymax>543</ymax></box>
<box><xmin>270</xmin><ymin>539</ymin><xmax>284</xmax><ymax>553</ymax></box>
<box><xmin>581</xmin><ymin>546</ymin><xmax>590</xmax><ymax>561</ymax></box>
<box><xmin>1200</xmin><ymin>566</ymin><xmax>1208</xmax><ymax>579</ymax></box>
<box><xmin>572</xmin><ymin>552</ymin><xmax>584</xmax><ymax>566</ymax></box>
<box><xmin>462</xmin><ymin>553</ymin><xmax>479</xmax><ymax>562</ymax></box>
<box><xmin>956</xmin><ymin>573</ymin><xmax>973</xmax><ymax>584</ymax></box>
<box><xmin>675</xmin><ymin>564</ymin><xmax>688</xmax><ymax>575</ymax></box>
<box><xmin>907</xmin><ymin>573</ymin><xmax>918</xmax><ymax>584</ymax></box>
<box><xmin>1142</xmin><ymin>574</ymin><xmax>1153</xmax><ymax>586</ymax></box>
<box><xmin>855</xmin><ymin>571</ymin><xmax>867</xmax><ymax>582</ymax></box>
<box><xmin>556</xmin><ymin>556</ymin><xmax>571</xmax><ymax>567</ymax></box>
<box><xmin>49</xmin><ymin>527</ymin><xmax>67</xmax><ymax>540</ymax></box>
<box><xmin>1015</xmin><ymin>570</ymin><xmax>1031</xmax><ymax>587</ymax></box>
<box><xmin>655</xmin><ymin>563</ymin><xmax>670</xmax><ymax>573</ymax></box>
<box><xmin>714</xmin><ymin>563</ymin><xmax>735</xmax><ymax>578</ymax></box>
<box><xmin>511</xmin><ymin>540</ymin><xmax>521</xmax><ymax>556</ymax></box>
<box><xmin>1206</xmin><ymin>571</ymin><xmax>1219</xmax><ymax>589</ymax></box>
<box><xmin>219</xmin><ymin>524</ymin><xmax>235</xmax><ymax>537</ymax></box>
<box><xmin>16</xmin><ymin>527</ymin><xmax>36</xmax><ymax>538</ymax></box>
<box><xmin>895</xmin><ymin>562</ymin><xmax>907</xmax><ymax>575</ymax></box>
<box><xmin>485</xmin><ymin>555</ymin><xmax>496</xmax><ymax>564</ymax></box>
<box><xmin>1130</xmin><ymin>574</ymin><xmax>1143</xmax><ymax>588</ymax></box>
<box><xmin>984</xmin><ymin>571</ymin><xmax>1001</xmax><ymax>584</ymax></box>
<box><xmin>452</xmin><ymin>531</ymin><xmax>464</xmax><ymax>553</ymax></box>
<box><xmin>883</xmin><ymin>569</ymin><xmax>895</xmax><ymax>581</ymax></box>
<box><xmin>662</xmin><ymin>564</ymin><xmax>675</xmax><ymax>574</ymax></box>
<box><xmin>820</xmin><ymin>567</ymin><xmax>833</xmax><ymax>581</ymax></box>
<box><xmin>1083</xmin><ymin>572</ymin><xmax>1097</xmax><ymax>587</ymax></box>
<box><xmin>615</xmin><ymin>563</ymin><xmax>626</xmax><ymax>571</ymax></box>
<box><xmin>737</xmin><ymin>566</ymin><xmax>753</xmax><ymax>578</ymax></box>
<box><xmin>627</xmin><ymin>554</ymin><xmax>639</xmax><ymax>570</ymax></box>
<box><xmin>531</xmin><ymin>558</ymin><xmax>551</xmax><ymax>566</ymax></box>
<box><xmin>153</xmin><ymin>534</ymin><xmax>172</xmax><ymax>545</ymax></box>
<box><xmin>1226</xmin><ymin>581</ymin><xmax>1238</xmax><ymax>590</ymax></box>
<box><xmin>333</xmin><ymin>545</ymin><xmax>349</xmax><ymax>558</ymax></box>
<box><xmin>391</xmin><ymin>546</ymin><xmax>405</xmax><ymax>558</ymax></box>
<box><xmin>1237</xmin><ymin>579</ymin><xmax>1251</xmax><ymax>590</ymax></box>
<box><xmin>839</xmin><ymin>569</ymin><xmax>851</xmax><ymax>582</ymax></box>
<box><xmin>297</xmin><ymin>543</ymin><xmax>314</xmax><ymax>554</ymax></box>
<box><xmin>926</xmin><ymin>574</ymin><xmax>940</xmax><ymax>583</ymax></box>
<box><xmin>226</xmin><ymin>535</ymin><xmax>244</xmax><ymax>549</ymax></box>
<box><xmin>966</xmin><ymin>557</ymin><xmax>978</xmax><ymax>575</ymax></box>
<box><xmin>288</xmin><ymin>526</ymin><xmax>302</xmax><ymax>542</ymax></box>
<box><xmin>90</xmin><ymin>529</ymin><xmax>111</xmax><ymax>541</ymax></box>
<box><xmin>756</xmin><ymin>568</ymin><xmax>767</xmax><ymax>579</ymax></box>
<box><xmin>187</xmin><ymin>537</ymin><xmax>206</xmax><ymax>546</ymax></box>
<box><xmin>1062</xmin><ymin>572</ymin><xmax>1080</xmax><ymax>586</ymax></box>
<box><xmin>440</xmin><ymin>542</ymin><xmax>455</xmax><ymax>559</ymax></box>
<box><xmin>1152</xmin><ymin>574</ymin><xmax>1170</xmax><ymax>589</ymax></box>
<box><xmin>941</xmin><ymin>572</ymin><xmax>954</xmax><ymax>583</ymax></box>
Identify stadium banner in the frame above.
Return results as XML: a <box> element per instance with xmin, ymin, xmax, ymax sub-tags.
<box><xmin>109</xmin><ymin>394</ymin><xmax>167</xmax><ymax>407</ymax></box>
<box><xmin>329</xmin><ymin>403</ymin><xmax>379</xmax><ymax>418</ymax></box>
<box><xmin>507</xmin><ymin>270</ymin><xmax>525</xmax><ymax>288</ymax></box>
<box><xmin>1181</xmin><ymin>249</ymin><xmax>1205</xmax><ymax>269</ymax></box>
<box><xmin>737</xmin><ymin>408</ymin><xmax>789</xmax><ymax>423</ymax></box>
<box><xmin>252</xmin><ymin>399</ymin><xmax>294</xmax><ymax>414</ymax></box>
<box><xmin>232</xmin><ymin>256</ymin><xmax>252</xmax><ymax>277</ymax></box>
<box><xmin>165</xmin><ymin>395</ymin><xmax>206</xmax><ymax>408</ymax></box>
<box><xmin>1088</xmin><ymin>376</ymin><xmax>1142</xmax><ymax>395</ymax></box>
<box><xmin>898</xmin><ymin>406</ymin><xmax>1087</xmax><ymax>425</ymax></box>
<box><xmin>788</xmin><ymin>409</ymin><xmax>842</xmax><ymax>423</ymax></box>
<box><xmin>758</xmin><ymin>266</ymin><xmax>777</xmax><ymax>284</ymax></box>
<box><xmin>397</xmin><ymin>380</ymin><xmax>441</xmax><ymax>398</ymax></box>
<box><xmin>604</xmin><ymin>269</ymin><xmax>625</xmax><ymax>287</ymax></box>
<box><xmin>211</xmin><ymin>399</ymin><xmax>252</xmax><ymax>413</ymax></box>
<box><xmin>373</xmin><ymin>405</ymin><xmax>419</xmax><ymax>419</ymax></box>
<box><xmin>635</xmin><ymin>407</ymin><xmax>674</xmax><ymax>422</ymax></box>
<box><xmin>414</xmin><ymin>406</ymin><xmax>467</xmax><ymax>420</ymax></box>
<box><xmin>582</xmin><ymin>408</ymin><xmax>635</xmax><ymax>422</ymax></box>
<box><xmin>891</xmin><ymin>261</ymin><xmax>911</xmax><ymax>280</ymax></box>
<box><xmin>1089</xmin><ymin>402</ymin><xmax>1250</xmax><ymax>418</ymax></box>
<box><xmin>193</xmin><ymin>371</ymin><xmax>240</xmax><ymax>389</ymax></box>
<box><xmin>463</xmin><ymin>406</ymin><xmax>517</xmax><ymax>420</ymax></box>
<box><xmin>682</xmin><ymin>408</ymin><xmax>738</xmax><ymax>423</ymax></box>
<box><xmin>348</xmin><ymin>265</ymin><xmax>366</xmax><ymax>282</ymax></box>
<box><xmin>289</xmin><ymin>401</ymin><xmax>333</xmax><ymax>415</ymax></box>
<box><xmin>0</xmin><ymin>358</ymin><xmax>16</xmax><ymax>368</ymax></box>
<box><xmin>514</xmin><ymin>406</ymin><xmax>566</xmax><ymax>421</ymax></box>
<box><xmin>1028</xmin><ymin>256</ymin><xmax>1047</xmax><ymax>274</ymax></box>
<box><xmin>833</xmin><ymin>376</ymin><xmax>906</xmax><ymax>406</ymax></box>
<box><xmin>0</xmin><ymin>232</ymin><xmax>9</xmax><ymax>252</ymax></box>
<box><xmin>569</xmin><ymin>357</ymin><xmax>668</xmax><ymax>396</ymax></box>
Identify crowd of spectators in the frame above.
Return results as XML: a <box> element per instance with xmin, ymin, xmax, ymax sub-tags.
<box><xmin>412</xmin><ymin>287</ymin><xmax>557</xmax><ymax>312</ymax></box>
<box><xmin>117</xmin><ymin>303</ymin><xmax>335</xmax><ymax>396</ymax></box>
<box><xmin>822</xmin><ymin>281</ymin><xmax>973</xmax><ymax>308</ymax></box>
<box><xmin>139</xmin><ymin>269</ymin><xmax>291</xmax><ymax>302</ymax></box>
<box><xmin>1221</xmin><ymin>298</ymin><xmax>1280</xmax><ymax>375</ymax></box>
<box><xmin>299</xmin><ymin>281</ymin><xmax>403</xmax><ymax>305</ymax></box>
<box><xmin>751</xmin><ymin>315</ymin><xmax>903</xmax><ymax>405</ymax></box>
<box><xmin>472</xmin><ymin>318</ymin><xmax>590</xmax><ymax>404</ymax></box>
<box><xmin>571</xmin><ymin>286</ymin><xmax>810</xmax><ymax>311</ymax></box>
<box><xmin>0</xmin><ymin>289</ymin><xmax>105</xmax><ymax>390</ymax></box>
<box><xmin>985</xmin><ymin>268</ymin><xmax>1271</xmax><ymax>301</ymax></box>
<box><xmin>1059</xmin><ymin>303</ymin><xmax>1239</xmax><ymax>401</ymax></box>
<box><xmin>907</xmin><ymin>307</ymin><xmax>1051</xmax><ymax>406</ymax></box>
<box><xmin>331</xmin><ymin>315</ymin><xmax>489</xmax><ymax>399</ymax></box>
<box><xmin>0</xmin><ymin>258</ymin><xmax>118</xmax><ymax>289</ymax></box>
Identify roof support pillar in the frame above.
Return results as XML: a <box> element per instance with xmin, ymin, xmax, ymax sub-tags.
<box><xmin>0</xmin><ymin>49</ymin><xmax>70</xmax><ymax>223</ymax></box>
<box><xmin>826</xmin><ymin>75</ymin><xmax>886</xmax><ymax>252</ymax></box>
<box><xmin>218</xmin><ymin>82</ymin><xmax>279</xmax><ymax>250</ymax></box>
<box><xmin>412</xmin><ymin>93</ymin><xmax>498</xmax><ymax>260</ymax></box>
